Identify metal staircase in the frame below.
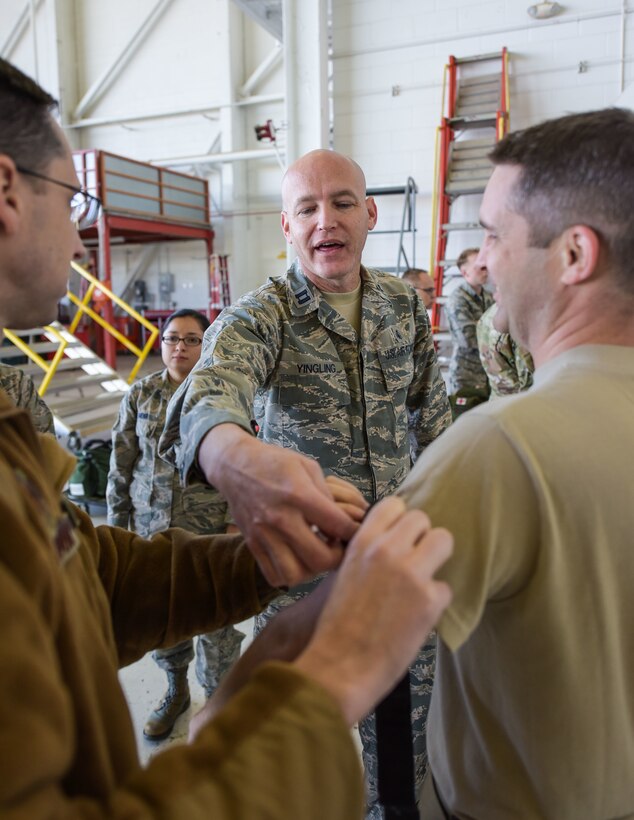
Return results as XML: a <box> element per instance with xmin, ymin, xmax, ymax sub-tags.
<box><xmin>1</xmin><ymin>262</ymin><xmax>159</xmax><ymax>441</ymax></box>
<box><xmin>366</xmin><ymin>178</ymin><xmax>418</xmax><ymax>276</ymax></box>
<box><xmin>429</xmin><ymin>49</ymin><xmax>510</xmax><ymax>342</ymax></box>
<box><xmin>1</xmin><ymin>323</ymin><xmax>129</xmax><ymax>438</ymax></box>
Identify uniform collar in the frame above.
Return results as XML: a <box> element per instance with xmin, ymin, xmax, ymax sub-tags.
<box><xmin>284</xmin><ymin>260</ymin><xmax>392</xmax><ymax>312</ymax></box>
<box><xmin>283</xmin><ymin>261</ymin><xmax>392</xmax><ymax>343</ymax></box>
<box><xmin>284</xmin><ymin>259</ymin><xmax>323</xmax><ymax>317</ymax></box>
<box><xmin>459</xmin><ymin>279</ymin><xmax>481</xmax><ymax>299</ymax></box>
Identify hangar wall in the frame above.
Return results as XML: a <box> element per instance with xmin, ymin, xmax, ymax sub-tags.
<box><xmin>1</xmin><ymin>0</ymin><xmax>632</xmax><ymax>306</ymax></box>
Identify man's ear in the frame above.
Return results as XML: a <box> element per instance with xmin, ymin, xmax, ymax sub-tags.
<box><xmin>0</xmin><ymin>155</ymin><xmax>21</xmax><ymax>235</ymax></box>
<box><xmin>366</xmin><ymin>196</ymin><xmax>378</xmax><ymax>231</ymax></box>
<box><xmin>280</xmin><ymin>210</ymin><xmax>291</xmax><ymax>243</ymax></box>
<box><xmin>559</xmin><ymin>224</ymin><xmax>600</xmax><ymax>286</ymax></box>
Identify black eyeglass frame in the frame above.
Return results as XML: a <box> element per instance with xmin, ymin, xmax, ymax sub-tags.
<box><xmin>16</xmin><ymin>165</ymin><xmax>102</xmax><ymax>229</ymax></box>
<box><xmin>161</xmin><ymin>334</ymin><xmax>204</xmax><ymax>347</ymax></box>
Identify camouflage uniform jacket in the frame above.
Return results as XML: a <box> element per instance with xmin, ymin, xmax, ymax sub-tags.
<box><xmin>106</xmin><ymin>369</ymin><xmax>227</xmax><ymax>537</ymax></box>
<box><xmin>445</xmin><ymin>280</ymin><xmax>494</xmax><ymax>394</ymax></box>
<box><xmin>162</xmin><ymin>260</ymin><xmax>452</xmax><ymax>503</ymax></box>
<box><xmin>0</xmin><ymin>363</ymin><xmax>54</xmax><ymax>435</ymax></box>
<box><xmin>476</xmin><ymin>304</ymin><xmax>535</xmax><ymax>397</ymax></box>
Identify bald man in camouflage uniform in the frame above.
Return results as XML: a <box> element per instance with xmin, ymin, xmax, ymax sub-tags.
<box><xmin>477</xmin><ymin>302</ymin><xmax>534</xmax><ymax>397</ymax></box>
<box><xmin>107</xmin><ymin>314</ymin><xmax>244</xmax><ymax>742</ymax></box>
<box><xmin>0</xmin><ymin>362</ymin><xmax>54</xmax><ymax>434</ymax></box>
<box><xmin>446</xmin><ymin>247</ymin><xmax>494</xmax><ymax>398</ymax></box>
<box><xmin>162</xmin><ymin>150</ymin><xmax>452</xmax><ymax>819</ymax></box>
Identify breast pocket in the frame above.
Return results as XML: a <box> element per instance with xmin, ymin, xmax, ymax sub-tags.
<box><xmin>277</xmin><ymin>372</ymin><xmax>351</xmax><ymax>408</ymax></box>
<box><xmin>135</xmin><ymin>413</ymin><xmax>160</xmax><ymax>440</ymax></box>
<box><xmin>376</xmin><ymin>351</ymin><xmax>415</xmax><ymax>449</ymax></box>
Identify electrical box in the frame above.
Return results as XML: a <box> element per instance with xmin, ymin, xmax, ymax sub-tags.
<box><xmin>159</xmin><ymin>273</ymin><xmax>175</xmax><ymax>296</ymax></box>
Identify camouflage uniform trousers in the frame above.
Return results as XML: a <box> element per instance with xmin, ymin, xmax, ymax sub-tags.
<box><xmin>153</xmin><ymin>629</ymin><xmax>245</xmax><ymax>696</ymax></box>
<box><xmin>152</xmin><ymin>489</ymin><xmax>246</xmax><ymax>696</ymax></box>
<box><xmin>254</xmin><ymin>581</ymin><xmax>436</xmax><ymax>820</ymax></box>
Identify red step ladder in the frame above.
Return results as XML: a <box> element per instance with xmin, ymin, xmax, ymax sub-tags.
<box><xmin>429</xmin><ymin>49</ymin><xmax>510</xmax><ymax>339</ymax></box>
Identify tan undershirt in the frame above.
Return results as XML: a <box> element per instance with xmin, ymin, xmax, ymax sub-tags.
<box><xmin>320</xmin><ymin>282</ymin><xmax>363</xmax><ymax>337</ymax></box>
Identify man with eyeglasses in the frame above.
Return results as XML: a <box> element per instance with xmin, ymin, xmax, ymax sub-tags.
<box><xmin>402</xmin><ymin>268</ymin><xmax>436</xmax><ymax>311</ymax></box>
<box><xmin>0</xmin><ymin>57</ymin><xmax>452</xmax><ymax>819</ymax></box>
<box><xmin>107</xmin><ymin>308</ymin><xmax>245</xmax><ymax>742</ymax></box>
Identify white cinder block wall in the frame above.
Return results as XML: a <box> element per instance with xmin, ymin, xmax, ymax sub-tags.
<box><xmin>333</xmin><ymin>0</ymin><xmax>634</xmax><ymax>273</ymax></box>
<box><xmin>1</xmin><ymin>0</ymin><xmax>632</xmax><ymax>305</ymax></box>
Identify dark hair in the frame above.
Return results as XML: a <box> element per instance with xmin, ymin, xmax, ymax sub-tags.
<box><xmin>163</xmin><ymin>308</ymin><xmax>210</xmax><ymax>335</ymax></box>
<box><xmin>0</xmin><ymin>57</ymin><xmax>65</xmax><ymax>175</ymax></box>
<box><xmin>402</xmin><ymin>268</ymin><xmax>429</xmax><ymax>282</ymax></box>
<box><xmin>490</xmin><ymin>107</ymin><xmax>634</xmax><ymax>291</ymax></box>
<box><xmin>457</xmin><ymin>248</ymin><xmax>479</xmax><ymax>270</ymax></box>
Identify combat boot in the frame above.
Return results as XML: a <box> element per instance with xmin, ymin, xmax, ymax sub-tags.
<box><xmin>143</xmin><ymin>669</ymin><xmax>191</xmax><ymax>741</ymax></box>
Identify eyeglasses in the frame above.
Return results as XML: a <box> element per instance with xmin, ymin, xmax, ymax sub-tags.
<box><xmin>161</xmin><ymin>334</ymin><xmax>203</xmax><ymax>347</ymax></box>
<box><xmin>16</xmin><ymin>166</ymin><xmax>102</xmax><ymax>230</ymax></box>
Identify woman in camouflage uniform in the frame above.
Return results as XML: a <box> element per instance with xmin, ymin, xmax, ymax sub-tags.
<box><xmin>106</xmin><ymin>309</ymin><xmax>244</xmax><ymax>740</ymax></box>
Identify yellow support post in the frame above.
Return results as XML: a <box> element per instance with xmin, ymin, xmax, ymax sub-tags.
<box><xmin>429</xmin><ymin>126</ymin><xmax>442</xmax><ymax>275</ymax></box>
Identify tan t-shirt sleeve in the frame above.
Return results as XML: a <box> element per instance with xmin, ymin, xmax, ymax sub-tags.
<box><xmin>399</xmin><ymin>411</ymin><xmax>540</xmax><ymax>651</ymax></box>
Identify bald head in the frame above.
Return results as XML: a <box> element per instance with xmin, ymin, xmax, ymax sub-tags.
<box><xmin>279</xmin><ymin>149</ymin><xmax>377</xmax><ymax>292</ymax></box>
<box><xmin>282</xmin><ymin>150</ymin><xmax>367</xmax><ymax>212</ymax></box>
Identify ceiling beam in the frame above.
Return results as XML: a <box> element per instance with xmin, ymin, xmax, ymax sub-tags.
<box><xmin>73</xmin><ymin>0</ymin><xmax>175</xmax><ymax>120</ymax></box>
<box><xmin>0</xmin><ymin>0</ymin><xmax>44</xmax><ymax>59</ymax></box>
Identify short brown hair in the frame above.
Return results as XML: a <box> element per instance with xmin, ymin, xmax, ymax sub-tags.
<box><xmin>402</xmin><ymin>268</ymin><xmax>428</xmax><ymax>283</ymax></box>
<box><xmin>490</xmin><ymin>108</ymin><xmax>634</xmax><ymax>293</ymax></box>
<box><xmin>457</xmin><ymin>248</ymin><xmax>479</xmax><ymax>270</ymax></box>
<box><xmin>0</xmin><ymin>57</ymin><xmax>64</xmax><ymax>176</ymax></box>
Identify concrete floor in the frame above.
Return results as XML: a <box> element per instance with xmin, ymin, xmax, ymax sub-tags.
<box><xmin>118</xmin><ymin>619</ymin><xmax>254</xmax><ymax>765</ymax></box>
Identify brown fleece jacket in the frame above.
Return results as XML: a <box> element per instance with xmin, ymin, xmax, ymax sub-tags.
<box><xmin>0</xmin><ymin>392</ymin><xmax>363</xmax><ymax>818</ymax></box>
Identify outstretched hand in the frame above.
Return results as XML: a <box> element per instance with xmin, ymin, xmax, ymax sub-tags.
<box><xmin>198</xmin><ymin>424</ymin><xmax>359</xmax><ymax>587</ymax></box>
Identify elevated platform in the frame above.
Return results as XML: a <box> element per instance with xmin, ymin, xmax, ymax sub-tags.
<box><xmin>70</xmin><ymin>150</ymin><xmax>223</xmax><ymax>369</ymax></box>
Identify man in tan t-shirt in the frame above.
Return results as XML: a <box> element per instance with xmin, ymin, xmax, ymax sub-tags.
<box><xmin>401</xmin><ymin>108</ymin><xmax>634</xmax><ymax>819</ymax></box>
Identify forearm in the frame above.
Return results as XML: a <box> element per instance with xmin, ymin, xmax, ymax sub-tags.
<box><xmin>197</xmin><ymin>421</ymin><xmax>258</xmax><ymax>490</ymax></box>
<box><xmin>81</xmin><ymin>511</ymin><xmax>277</xmax><ymax>666</ymax></box>
<box><xmin>2</xmin><ymin>641</ymin><xmax>361</xmax><ymax>819</ymax></box>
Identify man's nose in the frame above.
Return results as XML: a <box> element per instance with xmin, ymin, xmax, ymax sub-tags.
<box><xmin>475</xmin><ymin>247</ymin><xmax>487</xmax><ymax>267</ymax></box>
<box><xmin>317</xmin><ymin>205</ymin><xmax>336</xmax><ymax>230</ymax></box>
